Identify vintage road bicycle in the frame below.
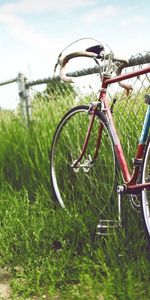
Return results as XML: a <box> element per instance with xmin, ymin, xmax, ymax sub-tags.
<box><xmin>50</xmin><ymin>40</ymin><xmax>150</xmax><ymax>239</ymax></box>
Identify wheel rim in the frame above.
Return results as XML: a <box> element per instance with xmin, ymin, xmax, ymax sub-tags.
<box><xmin>51</xmin><ymin>107</ymin><xmax>116</xmax><ymax>218</ymax></box>
<box><xmin>142</xmin><ymin>142</ymin><xmax>150</xmax><ymax>235</ymax></box>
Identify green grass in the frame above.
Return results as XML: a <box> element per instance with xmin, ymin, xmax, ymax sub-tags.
<box><xmin>0</xmin><ymin>91</ymin><xmax>150</xmax><ymax>299</ymax></box>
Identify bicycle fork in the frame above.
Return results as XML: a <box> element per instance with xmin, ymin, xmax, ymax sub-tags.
<box><xmin>71</xmin><ymin>103</ymin><xmax>103</xmax><ymax>170</ymax></box>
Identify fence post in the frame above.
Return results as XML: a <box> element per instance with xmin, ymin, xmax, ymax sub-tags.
<box><xmin>17</xmin><ymin>73</ymin><xmax>31</xmax><ymax>124</ymax></box>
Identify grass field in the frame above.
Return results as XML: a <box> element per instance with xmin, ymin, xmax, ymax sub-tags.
<box><xmin>0</xmin><ymin>91</ymin><xmax>150</xmax><ymax>299</ymax></box>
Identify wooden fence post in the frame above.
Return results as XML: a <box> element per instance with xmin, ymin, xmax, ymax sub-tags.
<box><xmin>17</xmin><ymin>73</ymin><xmax>30</xmax><ymax>124</ymax></box>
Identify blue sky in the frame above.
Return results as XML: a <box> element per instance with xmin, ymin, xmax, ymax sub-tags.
<box><xmin>0</xmin><ymin>0</ymin><xmax>149</xmax><ymax>109</ymax></box>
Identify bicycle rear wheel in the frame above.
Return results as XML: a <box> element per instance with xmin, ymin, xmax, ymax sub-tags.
<box><xmin>50</xmin><ymin>105</ymin><xmax>117</xmax><ymax>218</ymax></box>
<box><xmin>141</xmin><ymin>137</ymin><xmax>150</xmax><ymax>240</ymax></box>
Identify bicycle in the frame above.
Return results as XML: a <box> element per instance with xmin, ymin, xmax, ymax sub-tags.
<box><xmin>50</xmin><ymin>39</ymin><xmax>150</xmax><ymax>239</ymax></box>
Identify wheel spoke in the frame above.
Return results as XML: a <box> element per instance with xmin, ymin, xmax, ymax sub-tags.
<box><xmin>50</xmin><ymin>106</ymin><xmax>117</xmax><ymax>221</ymax></box>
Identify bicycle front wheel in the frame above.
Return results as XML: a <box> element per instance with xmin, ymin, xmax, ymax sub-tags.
<box><xmin>142</xmin><ymin>138</ymin><xmax>150</xmax><ymax>240</ymax></box>
<box><xmin>50</xmin><ymin>105</ymin><xmax>116</xmax><ymax>218</ymax></box>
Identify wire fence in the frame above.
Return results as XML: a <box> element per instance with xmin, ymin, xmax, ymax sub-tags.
<box><xmin>109</xmin><ymin>53</ymin><xmax>150</xmax><ymax>165</ymax></box>
<box><xmin>0</xmin><ymin>52</ymin><xmax>150</xmax><ymax>163</ymax></box>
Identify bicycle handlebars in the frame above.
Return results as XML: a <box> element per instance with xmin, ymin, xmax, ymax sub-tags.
<box><xmin>58</xmin><ymin>50</ymin><xmax>99</xmax><ymax>83</ymax></box>
<box><xmin>58</xmin><ymin>49</ymin><xmax>132</xmax><ymax>93</ymax></box>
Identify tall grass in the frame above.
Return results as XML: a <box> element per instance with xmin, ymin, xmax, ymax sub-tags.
<box><xmin>0</xmin><ymin>91</ymin><xmax>150</xmax><ymax>299</ymax></box>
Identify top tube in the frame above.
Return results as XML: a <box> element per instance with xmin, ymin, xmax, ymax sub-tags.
<box><xmin>102</xmin><ymin>66</ymin><xmax>150</xmax><ymax>88</ymax></box>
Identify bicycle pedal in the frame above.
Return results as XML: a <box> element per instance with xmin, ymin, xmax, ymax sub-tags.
<box><xmin>96</xmin><ymin>220</ymin><xmax>120</xmax><ymax>236</ymax></box>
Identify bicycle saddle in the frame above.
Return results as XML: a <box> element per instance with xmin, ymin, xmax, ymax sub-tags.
<box><xmin>86</xmin><ymin>45</ymin><xmax>104</xmax><ymax>57</ymax></box>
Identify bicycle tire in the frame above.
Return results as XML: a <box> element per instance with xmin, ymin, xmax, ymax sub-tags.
<box><xmin>141</xmin><ymin>136</ymin><xmax>150</xmax><ymax>241</ymax></box>
<box><xmin>50</xmin><ymin>105</ymin><xmax>117</xmax><ymax>219</ymax></box>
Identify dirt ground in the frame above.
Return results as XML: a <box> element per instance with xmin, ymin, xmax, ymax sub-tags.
<box><xmin>0</xmin><ymin>268</ymin><xmax>61</xmax><ymax>299</ymax></box>
<box><xmin>0</xmin><ymin>267</ymin><xmax>11</xmax><ymax>299</ymax></box>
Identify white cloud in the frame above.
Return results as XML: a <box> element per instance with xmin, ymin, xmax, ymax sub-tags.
<box><xmin>0</xmin><ymin>17</ymin><xmax>67</xmax><ymax>79</ymax></box>
<box><xmin>1</xmin><ymin>0</ymin><xmax>92</xmax><ymax>14</ymax></box>
<box><xmin>122</xmin><ymin>15</ymin><xmax>148</xmax><ymax>26</ymax></box>
<box><xmin>0</xmin><ymin>6</ymin><xmax>71</xmax><ymax>84</ymax></box>
<box><xmin>0</xmin><ymin>6</ymin><xmax>68</xmax><ymax>54</ymax></box>
<box><xmin>0</xmin><ymin>0</ymin><xmax>92</xmax><ymax>54</ymax></box>
<box><xmin>82</xmin><ymin>5</ymin><xmax>121</xmax><ymax>23</ymax></box>
<box><xmin>0</xmin><ymin>12</ymin><xmax>46</xmax><ymax>46</ymax></box>
<box><xmin>0</xmin><ymin>11</ymin><xmax>51</xmax><ymax>52</ymax></box>
<box><xmin>0</xmin><ymin>11</ymin><xmax>24</xmax><ymax>27</ymax></box>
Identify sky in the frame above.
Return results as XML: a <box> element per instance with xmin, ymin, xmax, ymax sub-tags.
<box><xmin>0</xmin><ymin>0</ymin><xmax>149</xmax><ymax>109</ymax></box>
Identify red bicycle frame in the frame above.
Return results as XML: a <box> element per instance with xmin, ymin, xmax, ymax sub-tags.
<box><xmin>73</xmin><ymin>65</ymin><xmax>150</xmax><ymax>193</ymax></box>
